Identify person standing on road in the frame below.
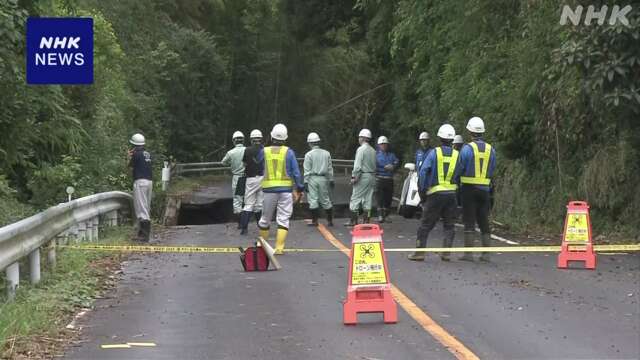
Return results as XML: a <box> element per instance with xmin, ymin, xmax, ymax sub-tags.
<box><xmin>375</xmin><ymin>136</ymin><xmax>399</xmax><ymax>223</ymax></box>
<box><xmin>258</xmin><ymin>124</ymin><xmax>304</xmax><ymax>254</ymax></box>
<box><xmin>345</xmin><ymin>129</ymin><xmax>377</xmax><ymax>226</ymax></box>
<box><xmin>303</xmin><ymin>132</ymin><xmax>335</xmax><ymax>227</ymax></box>
<box><xmin>456</xmin><ymin>116</ymin><xmax>497</xmax><ymax>262</ymax></box>
<box><xmin>239</xmin><ymin>129</ymin><xmax>265</xmax><ymax>235</ymax></box>
<box><xmin>408</xmin><ymin>124</ymin><xmax>459</xmax><ymax>261</ymax></box>
<box><xmin>452</xmin><ymin>134</ymin><xmax>465</xmax><ymax>216</ymax></box>
<box><xmin>128</xmin><ymin>133</ymin><xmax>153</xmax><ymax>242</ymax></box>
<box><xmin>415</xmin><ymin>132</ymin><xmax>431</xmax><ymax>169</ymax></box>
<box><xmin>221</xmin><ymin>131</ymin><xmax>246</xmax><ymax>228</ymax></box>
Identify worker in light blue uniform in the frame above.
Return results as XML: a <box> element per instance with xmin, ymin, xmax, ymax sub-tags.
<box><xmin>415</xmin><ymin>131</ymin><xmax>431</xmax><ymax>169</ymax></box>
<box><xmin>456</xmin><ymin>116</ymin><xmax>497</xmax><ymax>262</ymax></box>
<box><xmin>375</xmin><ymin>136</ymin><xmax>399</xmax><ymax>223</ymax></box>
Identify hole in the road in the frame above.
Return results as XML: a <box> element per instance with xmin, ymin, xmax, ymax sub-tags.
<box><xmin>176</xmin><ymin>200</ymin><xmax>355</xmax><ymax>225</ymax></box>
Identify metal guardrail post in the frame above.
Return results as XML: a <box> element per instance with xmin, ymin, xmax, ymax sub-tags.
<box><xmin>77</xmin><ymin>222</ymin><xmax>87</xmax><ymax>242</ymax></box>
<box><xmin>29</xmin><ymin>248</ymin><xmax>41</xmax><ymax>285</ymax></box>
<box><xmin>47</xmin><ymin>240</ymin><xmax>56</xmax><ymax>268</ymax></box>
<box><xmin>6</xmin><ymin>262</ymin><xmax>19</xmax><ymax>300</ymax></box>
<box><xmin>93</xmin><ymin>217</ymin><xmax>100</xmax><ymax>241</ymax></box>
<box><xmin>162</xmin><ymin>161</ymin><xmax>170</xmax><ymax>191</ymax></box>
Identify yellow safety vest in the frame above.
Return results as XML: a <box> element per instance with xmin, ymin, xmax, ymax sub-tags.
<box><xmin>460</xmin><ymin>142</ymin><xmax>492</xmax><ymax>186</ymax></box>
<box><xmin>427</xmin><ymin>147</ymin><xmax>459</xmax><ymax>195</ymax></box>
<box><xmin>262</xmin><ymin>146</ymin><xmax>293</xmax><ymax>189</ymax></box>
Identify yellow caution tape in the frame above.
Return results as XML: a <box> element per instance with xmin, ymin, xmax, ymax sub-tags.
<box><xmin>59</xmin><ymin>243</ymin><xmax>640</xmax><ymax>253</ymax></box>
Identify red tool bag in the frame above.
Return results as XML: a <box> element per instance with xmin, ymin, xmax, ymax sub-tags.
<box><xmin>239</xmin><ymin>245</ymin><xmax>270</xmax><ymax>271</ymax></box>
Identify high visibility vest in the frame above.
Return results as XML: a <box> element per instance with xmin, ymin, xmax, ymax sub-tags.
<box><xmin>460</xmin><ymin>142</ymin><xmax>492</xmax><ymax>186</ymax></box>
<box><xmin>427</xmin><ymin>147</ymin><xmax>459</xmax><ymax>195</ymax></box>
<box><xmin>262</xmin><ymin>146</ymin><xmax>293</xmax><ymax>189</ymax></box>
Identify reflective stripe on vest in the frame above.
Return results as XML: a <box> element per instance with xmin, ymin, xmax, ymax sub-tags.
<box><xmin>460</xmin><ymin>142</ymin><xmax>492</xmax><ymax>186</ymax></box>
<box><xmin>427</xmin><ymin>147</ymin><xmax>459</xmax><ymax>195</ymax></box>
<box><xmin>262</xmin><ymin>146</ymin><xmax>293</xmax><ymax>189</ymax></box>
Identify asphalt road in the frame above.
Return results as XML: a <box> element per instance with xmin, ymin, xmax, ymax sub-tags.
<box><xmin>64</xmin><ymin>217</ymin><xmax>639</xmax><ymax>360</ymax></box>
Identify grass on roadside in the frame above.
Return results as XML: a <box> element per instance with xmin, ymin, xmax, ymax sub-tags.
<box><xmin>0</xmin><ymin>226</ymin><xmax>131</xmax><ymax>359</ymax></box>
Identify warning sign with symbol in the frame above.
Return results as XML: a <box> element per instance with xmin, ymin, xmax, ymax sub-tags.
<box><xmin>564</xmin><ymin>213</ymin><xmax>589</xmax><ymax>242</ymax></box>
<box><xmin>351</xmin><ymin>242</ymin><xmax>387</xmax><ymax>285</ymax></box>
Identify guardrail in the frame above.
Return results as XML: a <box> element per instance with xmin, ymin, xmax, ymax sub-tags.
<box><xmin>0</xmin><ymin>191</ymin><xmax>132</xmax><ymax>300</ymax></box>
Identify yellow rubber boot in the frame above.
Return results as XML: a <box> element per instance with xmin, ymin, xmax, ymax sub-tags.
<box><xmin>259</xmin><ymin>228</ymin><xmax>270</xmax><ymax>241</ymax></box>
<box><xmin>275</xmin><ymin>228</ymin><xmax>288</xmax><ymax>255</ymax></box>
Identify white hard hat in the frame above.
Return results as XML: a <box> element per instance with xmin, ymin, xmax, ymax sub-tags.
<box><xmin>437</xmin><ymin>124</ymin><xmax>456</xmax><ymax>140</ymax></box>
<box><xmin>453</xmin><ymin>135</ymin><xmax>464</xmax><ymax>144</ymax></box>
<box><xmin>358</xmin><ymin>128</ymin><xmax>372</xmax><ymax>139</ymax></box>
<box><xmin>250</xmin><ymin>129</ymin><xmax>263</xmax><ymax>139</ymax></box>
<box><xmin>418</xmin><ymin>132</ymin><xmax>429</xmax><ymax>140</ymax></box>
<box><xmin>466</xmin><ymin>116</ymin><xmax>485</xmax><ymax>133</ymax></box>
<box><xmin>377</xmin><ymin>136</ymin><xmax>389</xmax><ymax>145</ymax></box>
<box><xmin>129</xmin><ymin>133</ymin><xmax>145</xmax><ymax>146</ymax></box>
<box><xmin>232</xmin><ymin>131</ymin><xmax>244</xmax><ymax>140</ymax></box>
<box><xmin>271</xmin><ymin>123</ymin><xmax>288</xmax><ymax>141</ymax></box>
<box><xmin>307</xmin><ymin>132</ymin><xmax>321</xmax><ymax>143</ymax></box>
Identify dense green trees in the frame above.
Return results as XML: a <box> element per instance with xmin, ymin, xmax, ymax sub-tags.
<box><xmin>0</xmin><ymin>0</ymin><xmax>637</xmax><ymax>235</ymax></box>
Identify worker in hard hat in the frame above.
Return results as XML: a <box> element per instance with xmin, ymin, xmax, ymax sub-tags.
<box><xmin>456</xmin><ymin>116</ymin><xmax>497</xmax><ymax>262</ymax></box>
<box><xmin>258</xmin><ymin>124</ymin><xmax>304</xmax><ymax>254</ymax></box>
<box><xmin>375</xmin><ymin>136</ymin><xmax>399</xmax><ymax>223</ymax></box>
<box><xmin>408</xmin><ymin>124</ymin><xmax>460</xmax><ymax>262</ymax></box>
<box><xmin>453</xmin><ymin>135</ymin><xmax>464</xmax><ymax>151</ymax></box>
<box><xmin>221</xmin><ymin>131</ymin><xmax>246</xmax><ymax>227</ymax></box>
<box><xmin>128</xmin><ymin>133</ymin><xmax>153</xmax><ymax>242</ymax></box>
<box><xmin>345</xmin><ymin>129</ymin><xmax>377</xmax><ymax>226</ymax></box>
<box><xmin>239</xmin><ymin>129</ymin><xmax>265</xmax><ymax>235</ymax></box>
<box><xmin>303</xmin><ymin>132</ymin><xmax>335</xmax><ymax>226</ymax></box>
<box><xmin>415</xmin><ymin>132</ymin><xmax>431</xmax><ymax>169</ymax></box>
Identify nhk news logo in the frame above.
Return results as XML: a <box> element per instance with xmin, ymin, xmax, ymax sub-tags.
<box><xmin>26</xmin><ymin>17</ymin><xmax>93</xmax><ymax>84</ymax></box>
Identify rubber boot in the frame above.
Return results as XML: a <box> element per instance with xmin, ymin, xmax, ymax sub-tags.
<box><xmin>274</xmin><ymin>227</ymin><xmax>288</xmax><ymax>255</ymax></box>
<box><xmin>408</xmin><ymin>236</ymin><xmax>426</xmax><ymax>261</ymax></box>
<box><xmin>344</xmin><ymin>212</ymin><xmax>358</xmax><ymax>226</ymax></box>
<box><xmin>383</xmin><ymin>208</ymin><xmax>392</xmax><ymax>223</ymax></box>
<box><xmin>377</xmin><ymin>208</ymin><xmax>385</xmax><ymax>223</ymax></box>
<box><xmin>239</xmin><ymin>211</ymin><xmax>251</xmax><ymax>235</ymax></box>
<box><xmin>459</xmin><ymin>231</ymin><xmax>475</xmax><ymax>262</ymax></box>
<box><xmin>479</xmin><ymin>233</ymin><xmax>492</xmax><ymax>262</ymax></box>
<box><xmin>441</xmin><ymin>228</ymin><xmax>454</xmax><ymax>262</ymax></box>
<box><xmin>362</xmin><ymin>210</ymin><xmax>371</xmax><ymax>224</ymax></box>
<box><xmin>326</xmin><ymin>208</ymin><xmax>334</xmax><ymax>227</ymax></box>
<box><xmin>254</xmin><ymin>211</ymin><xmax>262</xmax><ymax>225</ymax></box>
<box><xmin>133</xmin><ymin>220</ymin><xmax>144</xmax><ymax>241</ymax></box>
<box><xmin>140</xmin><ymin>220</ymin><xmax>151</xmax><ymax>242</ymax></box>
<box><xmin>308</xmin><ymin>209</ymin><xmax>319</xmax><ymax>227</ymax></box>
<box><xmin>259</xmin><ymin>228</ymin><xmax>270</xmax><ymax>241</ymax></box>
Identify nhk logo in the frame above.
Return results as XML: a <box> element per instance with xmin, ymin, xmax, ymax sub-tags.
<box><xmin>26</xmin><ymin>17</ymin><xmax>93</xmax><ymax>84</ymax></box>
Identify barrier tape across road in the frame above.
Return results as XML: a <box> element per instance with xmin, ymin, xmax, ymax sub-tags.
<box><xmin>58</xmin><ymin>244</ymin><xmax>640</xmax><ymax>253</ymax></box>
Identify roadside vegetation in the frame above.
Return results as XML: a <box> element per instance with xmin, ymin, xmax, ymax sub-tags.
<box><xmin>0</xmin><ymin>227</ymin><xmax>130</xmax><ymax>359</ymax></box>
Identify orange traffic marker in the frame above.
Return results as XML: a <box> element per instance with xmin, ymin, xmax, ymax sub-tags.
<box><xmin>343</xmin><ymin>224</ymin><xmax>397</xmax><ymax>325</ymax></box>
<box><xmin>558</xmin><ymin>201</ymin><xmax>596</xmax><ymax>269</ymax></box>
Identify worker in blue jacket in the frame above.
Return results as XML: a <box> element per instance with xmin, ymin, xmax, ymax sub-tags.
<box><xmin>375</xmin><ymin>136</ymin><xmax>399</xmax><ymax>223</ymax></box>
<box><xmin>408</xmin><ymin>124</ymin><xmax>459</xmax><ymax>262</ymax></box>
<box><xmin>456</xmin><ymin>117</ymin><xmax>497</xmax><ymax>262</ymax></box>
<box><xmin>415</xmin><ymin>131</ymin><xmax>431</xmax><ymax>169</ymax></box>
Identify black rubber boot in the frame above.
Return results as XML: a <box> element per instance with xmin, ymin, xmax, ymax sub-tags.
<box><xmin>140</xmin><ymin>220</ymin><xmax>151</xmax><ymax>242</ymax></box>
<box><xmin>479</xmin><ymin>233</ymin><xmax>492</xmax><ymax>262</ymax></box>
<box><xmin>326</xmin><ymin>208</ymin><xmax>334</xmax><ymax>227</ymax></box>
<box><xmin>362</xmin><ymin>210</ymin><xmax>371</xmax><ymax>224</ymax></box>
<box><xmin>239</xmin><ymin>211</ymin><xmax>252</xmax><ymax>235</ymax></box>
<box><xmin>460</xmin><ymin>231</ymin><xmax>475</xmax><ymax>262</ymax></box>
<box><xmin>308</xmin><ymin>209</ymin><xmax>319</xmax><ymax>227</ymax></box>
<box><xmin>254</xmin><ymin>211</ymin><xmax>262</xmax><ymax>225</ymax></box>
<box><xmin>383</xmin><ymin>208</ymin><xmax>392</xmax><ymax>223</ymax></box>
<box><xmin>344</xmin><ymin>212</ymin><xmax>358</xmax><ymax>226</ymax></box>
<box><xmin>441</xmin><ymin>227</ymin><xmax>454</xmax><ymax>261</ymax></box>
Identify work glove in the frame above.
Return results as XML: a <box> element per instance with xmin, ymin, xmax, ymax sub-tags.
<box><xmin>329</xmin><ymin>181</ymin><xmax>335</xmax><ymax>189</ymax></box>
<box><xmin>350</xmin><ymin>177</ymin><xmax>357</xmax><ymax>185</ymax></box>
<box><xmin>418</xmin><ymin>190</ymin><xmax>428</xmax><ymax>204</ymax></box>
<box><xmin>384</xmin><ymin>164</ymin><xmax>394</xmax><ymax>171</ymax></box>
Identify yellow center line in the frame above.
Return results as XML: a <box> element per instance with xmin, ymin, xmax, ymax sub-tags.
<box><xmin>316</xmin><ymin>224</ymin><xmax>480</xmax><ymax>360</ymax></box>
